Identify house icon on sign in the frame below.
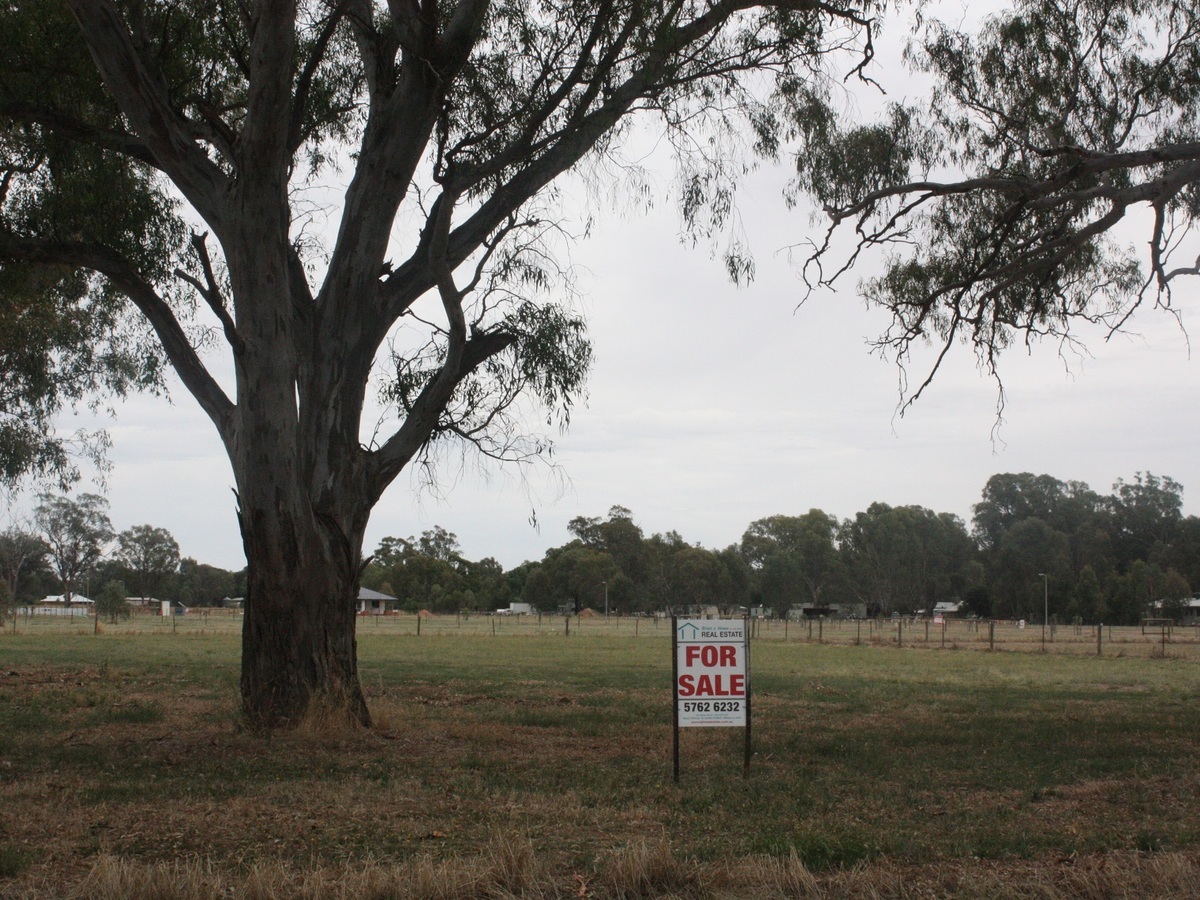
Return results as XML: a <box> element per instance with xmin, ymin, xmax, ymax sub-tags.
<box><xmin>677</xmin><ymin>622</ymin><xmax>699</xmax><ymax>641</ymax></box>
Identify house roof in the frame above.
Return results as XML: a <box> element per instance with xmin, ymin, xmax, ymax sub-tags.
<box><xmin>358</xmin><ymin>587</ymin><xmax>396</xmax><ymax>601</ymax></box>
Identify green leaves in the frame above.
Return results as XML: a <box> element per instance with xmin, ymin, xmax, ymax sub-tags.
<box><xmin>794</xmin><ymin>0</ymin><xmax>1200</xmax><ymax>404</ymax></box>
<box><xmin>0</xmin><ymin>3</ymin><xmax>191</xmax><ymax>488</ymax></box>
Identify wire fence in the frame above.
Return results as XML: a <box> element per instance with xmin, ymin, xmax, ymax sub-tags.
<box><xmin>7</xmin><ymin>606</ymin><xmax>1200</xmax><ymax>659</ymax></box>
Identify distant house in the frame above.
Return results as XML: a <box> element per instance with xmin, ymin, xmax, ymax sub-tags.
<box><xmin>788</xmin><ymin>602</ymin><xmax>867</xmax><ymax>620</ymax></box>
<box><xmin>39</xmin><ymin>594</ymin><xmax>93</xmax><ymax>607</ymax></box>
<box><xmin>33</xmin><ymin>594</ymin><xmax>93</xmax><ymax>617</ymax></box>
<box><xmin>1186</xmin><ymin>598</ymin><xmax>1200</xmax><ymax>624</ymax></box>
<box><xmin>357</xmin><ymin>587</ymin><xmax>396</xmax><ymax>615</ymax></box>
<box><xmin>915</xmin><ymin>601</ymin><xmax>965</xmax><ymax>619</ymax></box>
<box><xmin>1151</xmin><ymin>596</ymin><xmax>1200</xmax><ymax>624</ymax></box>
<box><xmin>933</xmin><ymin>600</ymin><xmax>964</xmax><ymax>619</ymax></box>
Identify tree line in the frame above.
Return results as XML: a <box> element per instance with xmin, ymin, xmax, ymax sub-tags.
<box><xmin>358</xmin><ymin>471</ymin><xmax>1196</xmax><ymax>626</ymax></box>
<box><xmin>0</xmin><ymin>492</ymin><xmax>245</xmax><ymax>621</ymax></box>
<box><xmin>4</xmin><ymin>468</ymin><xmax>1193</xmax><ymax>629</ymax></box>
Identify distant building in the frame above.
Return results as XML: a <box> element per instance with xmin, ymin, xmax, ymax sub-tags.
<box><xmin>495</xmin><ymin>602</ymin><xmax>532</xmax><ymax>615</ymax></box>
<box><xmin>788</xmin><ymin>602</ymin><xmax>867</xmax><ymax>620</ymax></box>
<box><xmin>39</xmin><ymin>594</ymin><xmax>93</xmax><ymax>607</ymax></box>
<box><xmin>357</xmin><ymin>587</ymin><xmax>396</xmax><ymax>615</ymax></box>
<box><xmin>31</xmin><ymin>595</ymin><xmax>93</xmax><ymax>617</ymax></box>
<box><xmin>934</xmin><ymin>600</ymin><xmax>964</xmax><ymax>618</ymax></box>
<box><xmin>1151</xmin><ymin>596</ymin><xmax>1200</xmax><ymax>624</ymax></box>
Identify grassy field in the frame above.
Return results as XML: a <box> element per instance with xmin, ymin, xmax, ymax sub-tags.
<box><xmin>1</xmin><ymin>615</ymin><xmax>1199</xmax><ymax>897</ymax></box>
<box><xmin>14</xmin><ymin>609</ymin><xmax>1200</xmax><ymax>659</ymax></box>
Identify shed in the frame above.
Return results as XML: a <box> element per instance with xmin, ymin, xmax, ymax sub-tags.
<box><xmin>357</xmin><ymin>587</ymin><xmax>396</xmax><ymax>615</ymax></box>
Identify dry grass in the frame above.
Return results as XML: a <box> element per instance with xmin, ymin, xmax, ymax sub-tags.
<box><xmin>3</xmin><ymin>845</ymin><xmax>1192</xmax><ymax>899</ymax></box>
<box><xmin>2</xmin><ymin>630</ymin><xmax>1200</xmax><ymax>898</ymax></box>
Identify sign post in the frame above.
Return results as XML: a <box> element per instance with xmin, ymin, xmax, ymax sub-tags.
<box><xmin>672</xmin><ymin>616</ymin><xmax>751</xmax><ymax>782</ymax></box>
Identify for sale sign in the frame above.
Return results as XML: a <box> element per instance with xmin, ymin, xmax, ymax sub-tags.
<box><xmin>674</xmin><ymin>618</ymin><xmax>748</xmax><ymax>727</ymax></box>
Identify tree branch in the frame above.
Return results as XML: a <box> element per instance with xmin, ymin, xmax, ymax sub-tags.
<box><xmin>174</xmin><ymin>232</ymin><xmax>246</xmax><ymax>357</ymax></box>
<box><xmin>63</xmin><ymin>0</ymin><xmax>231</xmax><ymax>233</ymax></box>
<box><xmin>0</xmin><ymin>232</ymin><xmax>235</xmax><ymax>442</ymax></box>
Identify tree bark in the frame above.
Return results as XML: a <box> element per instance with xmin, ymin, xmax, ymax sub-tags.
<box><xmin>237</xmin><ymin>495</ymin><xmax>370</xmax><ymax>729</ymax></box>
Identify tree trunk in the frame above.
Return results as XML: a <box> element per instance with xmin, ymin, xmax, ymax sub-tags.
<box><xmin>238</xmin><ymin>502</ymin><xmax>370</xmax><ymax>729</ymax></box>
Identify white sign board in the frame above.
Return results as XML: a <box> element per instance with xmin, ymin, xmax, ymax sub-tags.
<box><xmin>675</xmin><ymin>618</ymin><xmax>747</xmax><ymax>727</ymax></box>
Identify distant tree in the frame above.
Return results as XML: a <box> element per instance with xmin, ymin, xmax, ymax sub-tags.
<box><xmin>962</xmin><ymin>585</ymin><xmax>991</xmax><ymax>620</ymax></box>
<box><xmin>519</xmin><ymin>565</ymin><xmax>556</xmax><ymax>613</ymax></box>
<box><xmin>1158</xmin><ymin>569</ymin><xmax>1191</xmax><ymax>623</ymax></box>
<box><xmin>838</xmin><ymin>504</ymin><xmax>972</xmax><ymax>616</ymax></box>
<box><xmin>504</xmin><ymin>560</ymin><xmax>539</xmax><ymax>607</ymax></box>
<box><xmin>415</xmin><ymin>527</ymin><xmax>464</xmax><ymax>565</ymax></box>
<box><xmin>462</xmin><ymin>557</ymin><xmax>510</xmax><ymax>611</ymax></box>
<box><xmin>176</xmin><ymin>558</ymin><xmax>244</xmax><ymax>607</ymax></box>
<box><xmin>716</xmin><ymin>546</ymin><xmax>753</xmax><ymax>613</ymax></box>
<box><xmin>537</xmin><ymin>544</ymin><xmax>619</xmax><ymax>614</ymax></box>
<box><xmin>1106</xmin><ymin>473</ymin><xmax>1184</xmax><ymax>571</ymax></box>
<box><xmin>1106</xmin><ymin>561</ymin><xmax>1163</xmax><ymax>626</ymax></box>
<box><xmin>33</xmin><ymin>493</ymin><xmax>113</xmax><ymax>602</ymax></box>
<box><xmin>568</xmin><ymin>506</ymin><xmax>651</xmax><ymax>605</ymax></box>
<box><xmin>643</xmin><ymin>531</ymin><xmax>689</xmax><ymax>612</ymax></box>
<box><xmin>1160</xmin><ymin>517</ymin><xmax>1200</xmax><ymax>593</ymax></box>
<box><xmin>757</xmin><ymin>551</ymin><xmax>808</xmax><ymax>617</ymax></box>
<box><xmin>0</xmin><ymin>577</ymin><xmax>13</xmax><ymax>632</ymax></box>
<box><xmin>972</xmin><ymin>474</ymin><xmax>1101</xmax><ymax>553</ymax></box>
<box><xmin>96</xmin><ymin>579</ymin><xmax>129</xmax><ymax>623</ymax></box>
<box><xmin>0</xmin><ymin>526</ymin><xmax>47</xmax><ymax>604</ymax></box>
<box><xmin>991</xmin><ymin>519</ymin><xmax>1071</xmax><ymax>621</ymax></box>
<box><xmin>1071</xmin><ymin>566</ymin><xmax>1107</xmax><ymax>626</ymax></box>
<box><xmin>365</xmin><ymin>531</ymin><xmax>468</xmax><ymax>612</ymax></box>
<box><xmin>115</xmin><ymin>525</ymin><xmax>180</xmax><ymax>601</ymax></box>
<box><xmin>665</xmin><ymin>546</ymin><xmax>730</xmax><ymax>612</ymax></box>
<box><xmin>741</xmin><ymin>511</ymin><xmax>842</xmax><ymax>614</ymax></box>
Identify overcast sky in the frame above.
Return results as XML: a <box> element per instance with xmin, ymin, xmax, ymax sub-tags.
<box><xmin>15</xmin><ymin>159</ymin><xmax>1198</xmax><ymax>573</ymax></box>
<box><xmin>7</xmin><ymin>4</ymin><xmax>1200</xmax><ymax>572</ymax></box>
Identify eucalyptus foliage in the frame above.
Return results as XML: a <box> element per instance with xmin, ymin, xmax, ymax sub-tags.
<box><xmin>794</xmin><ymin>0</ymin><xmax>1200</xmax><ymax>404</ymax></box>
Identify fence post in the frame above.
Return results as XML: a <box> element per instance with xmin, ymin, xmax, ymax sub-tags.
<box><xmin>898</xmin><ymin>619</ymin><xmax>903</xmax><ymax>648</ymax></box>
<box><xmin>1097</xmin><ymin>623</ymin><xmax>1103</xmax><ymax>656</ymax></box>
<box><xmin>818</xmin><ymin>618</ymin><xmax>823</xmax><ymax>644</ymax></box>
<box><xmin>989</xmin><ymin>620</ymin><xmax>994</xmax><ymax>652</ymax></box>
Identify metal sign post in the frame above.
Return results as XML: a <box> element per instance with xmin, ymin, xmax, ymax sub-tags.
<box><xmin>672</xmin><ymin>616</ymin><xmax>751</xmax><ymax>783</ymax></box>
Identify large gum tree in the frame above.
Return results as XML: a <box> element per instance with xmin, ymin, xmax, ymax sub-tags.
<box><xmin>0</xmin><ymin>0</ymin><xmax>882</xmax><ymax>727</ymax></box>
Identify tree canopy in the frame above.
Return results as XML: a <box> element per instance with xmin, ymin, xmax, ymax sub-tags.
<box><xmin>1</xmin><ymin>0</ymin><xmax>888</xmax><ymax>726</ymax></box>
<box><xmin>794</xmin><ymin>0</ymin><xmax>1200</xmax><ymax>404</ymax></box>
